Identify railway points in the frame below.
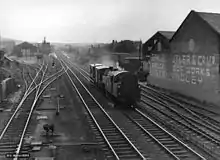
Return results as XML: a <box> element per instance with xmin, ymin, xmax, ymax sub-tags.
<box><xmin>2</xmin><ymin>50</ymin><xmax>220</xmax><ymax>159</ymax></box>
<box><xmin>0</xmin><ymin>55</ymin><xmax>66</xmax><ymax>159</ymax></box>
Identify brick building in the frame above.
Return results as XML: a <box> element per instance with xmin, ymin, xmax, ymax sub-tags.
<box><xmin>12</xmin><ymin>42</ymin><xmax>37</xmax><ymax>57</ymax></box>
<box><xmin>142</xmin><ymin>31</ymin><xmax>174</xmax><ymax>59</ymax></box>
<box><xmin>148</xmin><ymin>10</ymin><xmax>220</xmax><ymax>105</ymax></box>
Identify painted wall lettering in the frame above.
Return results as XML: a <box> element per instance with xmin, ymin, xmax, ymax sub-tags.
<box><xmin>150</xmin><ymin>53</ymin><xmax>218</xmax><ymax>84</ymax></box>
<box><xmin>172</xmin><ymin>54</ymin><xmax>216</xmax><ymax>66</ymax></box>
<box><xmin>171</xmin><ymin>54</ymin><xmax>218</xmax><ymax>85</ymax></box>
<box><xmin>150</xmin><ymin>55</ymin><xmax>167</xmax><ymax>79</ymax></box>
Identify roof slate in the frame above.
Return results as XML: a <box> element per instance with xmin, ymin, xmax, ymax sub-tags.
<box><xmin>158</xmin><ymin>31</ymin><xmax>175</xmax><ymax>40</ymax></box>
<box><xmin>196</xmin><ymin>11</ymin><xmax>220</xmax><ymax>35</ymax></box>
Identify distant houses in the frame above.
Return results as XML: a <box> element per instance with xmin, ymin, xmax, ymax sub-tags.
<box><xmin>12</xmin><ymin>42</ymin><xmax>37</xmax><ymax>57</ymax></box>
<box><xmin>10</xmin><ymin>37</ymin><xmax>51</xmax><ymax>58</ymax></box>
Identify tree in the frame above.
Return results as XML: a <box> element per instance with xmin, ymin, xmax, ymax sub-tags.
<box><xmin>114</xmin><ymin>40</ymin><xmax>137</xmax><ymax>53</ymax></box>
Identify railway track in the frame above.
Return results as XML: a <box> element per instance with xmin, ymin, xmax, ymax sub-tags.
<box><xmin>141</xmin><ymin>86</ymin><xmax>220</xmax><ymax>147</ymax></box>
<box><xmin>21</xmin><ymin>62</ymin><xmax>41</xmax><ymax>92</ymax></box>
<box><xmin>142</xmin><ymin>88</ymin><xmax>220</xmax><ymax>132</ymax></box>
<box><xmin>58</xmin><ymin>53</ymin><xmax>206</xmax><ymax>160</ymax></box>
<box><xmin>142</xmin><ymin>85</ymin><xmax>218</xmax><ymax>117</ymax></box>
<box><xmin>139</xmin><ymin>94</ymin><xmax>219</xmax><ymax>159</ymax></box>
<box><xmin>58</xmin><ymin>56</ymin><xmax>145</xmax><ymax>160</ymax></box>
<box><xmin>123</xmin><ymin>109</ymin><xmax>206</xmax><ymax>160</ymax></box>
<box><xmin>0</xmin><ymin>59</ymin><xmax>65</xmax><ymax>159</ymax></box>
<box><xmin>161</xmin><ymin>88</ymin><xmax>220</xmax><ymax>126</ymax></box>
<box><xmin>56</xmin><ymin>56</ymin><xmax>220</xmax><ymax>159</ymax></box>
<box><xmin>22</xmin><ymin>63</ymin><xmax>44</xmax><ymax>94</ymax></box>
<box><xmin>22</xmin><ymin>66</ymin><xmax>28</xmax><ymax>91</ymax></box>
<box><xmin>0</xmin><ymin>63</ymin><xmax>48</xmax><ymax>158</ymax></box>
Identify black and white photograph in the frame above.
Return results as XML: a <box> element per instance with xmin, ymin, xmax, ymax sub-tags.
<box><xmin>0</xmin><ymin>0</ymin><xmax>220</xmax><ymax>159</ymax></box>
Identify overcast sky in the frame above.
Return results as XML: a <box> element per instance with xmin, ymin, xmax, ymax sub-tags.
<box><xmin>0</xmin><ymin>0</ymin><xmax>220</xmax><ymax>43</ymax></box>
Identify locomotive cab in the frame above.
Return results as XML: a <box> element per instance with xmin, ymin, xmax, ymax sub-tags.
<box><xmin>103</xmin><ymin>70</ymin><xmax>140</xmax><ymax>107</ymax></box>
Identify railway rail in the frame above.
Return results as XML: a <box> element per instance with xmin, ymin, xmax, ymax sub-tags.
<box><xmin>142</xmin><ymin>88</ymin><xmax>220</xmax><ymax>133</ymax></box>
<box><xmin>72</xmin><ymin>59</ymin><xmax>220</xmax><ymax>159</ymax></box>
<box><xmin>148</xmin><ymin>86</ymin><xmax>220</xmax><ymax>128</ymax></box>
<box><xmin>0</xmin><ymin>59</ymin><xmax>65</xmax><ymax>159</ymax></box>
<box><xmin>142</xmin><ymin>85</ymin><xmax>218</xmax><ymax>117</ymax></box>
<box><xmin>58</xmin><ymin>53</ymin><xmax>206</xmax><ymax>160</ymax></box>
<box><xmin>141</xmin><ymin>86</ymin><xmax>220</xmax><ymax>148</ymax></box>
<box><xmin>58</xmin><ymin>55</ymin><xmax>145</xmax><ymax>160</ymax></box>
<box><xmin>124</xmin><ymin>109</ymin><xmax>206</xmax><ymax>160</ymax></box>
<box><xmin>139</xmin><ymin>92</ymin><xmax>219</xmax><ymax>159</ymax></box>
<box><xmin>0</xmin><ymin>63</ymin><xmax>48</xmax><ymax>158</ymax></box>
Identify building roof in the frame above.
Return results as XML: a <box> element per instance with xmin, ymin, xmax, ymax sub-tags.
<box><xmin>158</xmin><ymin>31</ymin><xmax>175</xmax><ymax>40</ymax></box>
<box><xmin>144</xmin><ymin>30</ymin><xmax>175</xmax><ymax>45</ymax></box>
<box><xmin>196</xmin><ymin>11</ymin><xmax>220</xmax><ymax>35</ymax></box>
<box><xmin>16</xmin><ymin>42</ymin><xmax>35</xmax><ymax>48</ymax></box>
<box><xmin>171</xmin><ymin>10</ymin><xmax>220</xmax><ymax>41</ymax></box>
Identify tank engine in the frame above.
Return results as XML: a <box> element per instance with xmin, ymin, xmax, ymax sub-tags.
<box><xmin>89</xmin><ymin>63</ymin><xmax>140</xmax><ymax>107</ymax></box>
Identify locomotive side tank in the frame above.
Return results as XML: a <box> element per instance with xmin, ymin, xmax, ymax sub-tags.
<box><xmin>103</xmin><ymin>70</ymin><xmax>140</xmax><ymax>107</ymax></box>
<box><xmin>89</xmin><ymin>63</ymin><xmax>140</xmax><ymax>108</ymax></box>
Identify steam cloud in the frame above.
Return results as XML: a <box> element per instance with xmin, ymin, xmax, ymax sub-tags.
<box><xmin>70</xmin><ymin>46</ymin><xmax>118</xmax><ymax>69</ymax></box>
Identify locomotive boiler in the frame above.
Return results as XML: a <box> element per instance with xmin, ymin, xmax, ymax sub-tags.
<box><xmin>89</xmin><ymin>63</ymin><xmax>140</xmax><ymax>107</ymax></box>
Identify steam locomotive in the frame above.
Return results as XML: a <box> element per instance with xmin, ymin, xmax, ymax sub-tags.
<box><xmin>89</xmin><ymin>63</ymin><xmax>140</xmax><ymax>108</ymax></box>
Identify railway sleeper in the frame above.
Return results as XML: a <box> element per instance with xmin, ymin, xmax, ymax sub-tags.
<box><xmin>107</xmin><ymin>136</ymin><xmax>124</xmax><ymax>139</ymax></box>
<box><xmin>116</xmin><ymin>150</ymin><xmax>138</xmax><ymax>154</ymax></box>
<box><xmin>155</xmin><ymin>138</ymin><xmax>171</xmax><ymax>141</ymax></box>
<box><xmin>0</xmin><ymin>145</ymin><xmax>17</xmax><ymax>149</ymax></box>
<box><xmin>164</xmin><ymin>144</ymin><xmax>180</xmax><ymax>147</ymax></box>
<box><xmin>0</xmin><ymin>148</ymin><xmax>16</xmax><ymax>153</ymax></box>
<box><xmin>102</xmin><ymin>129</ymin><xmax>118</xmax><ymax>133</ymax></box>
<box><xmin>109</xmin><ymin>140</ymin><xmax>128</xmax><ymax>144</ymax></box>
<box><xmin>117</xmin><ymin>154</ymin><xmax>141</xmax><ymax>159</ymax></box>
<box><xmin>0</xmin><ymin>143</ymin><xmax>17</xmax><ymax>146</ymax></box>
<box><xmin>107</xmin><ymin>138</ymin><xmax>126</xmax><ymax>142</ymax></box>
<box><xmin>152</xmin><ymin>133</ymin><xmax>168</xmax><ymax>137</ymax></box>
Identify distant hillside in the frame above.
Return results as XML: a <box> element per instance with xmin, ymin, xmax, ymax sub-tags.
<box><xmin>1</xmin><ymin>37</ymin><xmax>23</xmax><ymax>45</ymax></box>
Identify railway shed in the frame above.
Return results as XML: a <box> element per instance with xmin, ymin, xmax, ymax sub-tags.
<box><xmin>148</xmin><ymin>10</ymin><xmax>220</xmax><ymax>106</ymax></box>
<box><xmin>142</xmin><ymin>31</ymin><xmax>174</xmax><ymax>60</ymax></box>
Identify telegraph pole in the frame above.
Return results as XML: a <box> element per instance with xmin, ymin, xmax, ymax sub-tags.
<box><xmin>139</xmin><ymin>39</ymin><xmax>142</xmax><ymax>61</ymax></box>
